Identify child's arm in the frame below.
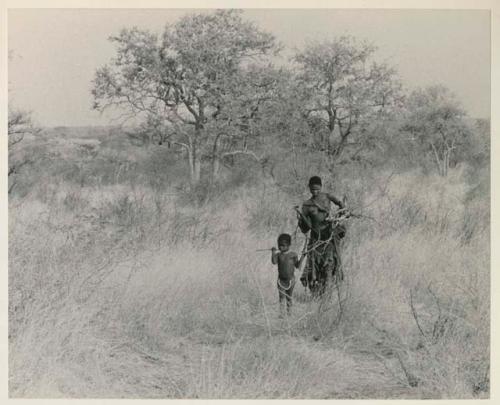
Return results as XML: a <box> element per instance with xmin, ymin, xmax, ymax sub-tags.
<box><xmin>271</xmin><ymin>247</ymin><xmax>279</xmax><ymax>265</ymax></box>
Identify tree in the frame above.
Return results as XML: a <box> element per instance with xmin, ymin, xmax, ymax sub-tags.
<box><xmin>8</xmin><ymin>109</ymin><xmax>34</xmax><ymax>150</ymax></box>
<box><xmin>8</xmin><ymin>108</ymin><xmax>38</xmax><ymax>194</ymax></box>
<box><xmin>467</xmin><ymin>118</ymin><xmax>490</xmax><ymax>168</ymax></box>
<box><xmin>293</xmin><ymin>36</ymin><xmax>402</xmax><ymax>168</ymax></box>
<box><xmin>204</xmin><ymin>63</ymin><xmax>285</xmax><ymax>179</ymax></box>
<box><xmin>402</xmin><ymin>85</ymin><xmax>472</xmax><ymax>176</ymax></box>
<box><xmin>92</xmin><ymin>9</ymin><xmax>278</xmax><ymax>185</ymax></box>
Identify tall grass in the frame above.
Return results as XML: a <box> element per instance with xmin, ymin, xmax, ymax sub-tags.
<box><xmin>9</xmin><ymin>157</ymin><xmax>489</xmax><ymax>398</ymax></box>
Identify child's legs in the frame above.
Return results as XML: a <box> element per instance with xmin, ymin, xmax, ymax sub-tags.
<box><xmin>278</xmin><ymin>279</ymin><xmax>294</xmax><ymax>314</ymax></box>
<box><xmin>277</xmin><ymin>281</ymin><xmax>287</xmax><ymax>314</ymax></box>
<box><xmin>278</xmin><ymin>286</ymin><xmax>287</xmax><ymax>303</ymax></box>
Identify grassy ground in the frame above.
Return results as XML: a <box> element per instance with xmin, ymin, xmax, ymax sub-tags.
<box><xmin>8</xmin><ymin>135</ymin><xmax>489</xmax><ymax>398</ymax></box>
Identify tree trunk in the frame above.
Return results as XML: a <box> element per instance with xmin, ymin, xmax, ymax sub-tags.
<box><xmin>444</xmin><ymin>151</ymin><xmax>449</xmax><ymax>177</ymax></box>
<box><xmin>210</xmin><ymin>133</ymin><xmax>222</xmax><ymax>183</ymax></box>
<box><xmin>444</xmin><ymin>146</ymin><xmax>454</xmax><ymax>176</ymax></box>
<box><xmin>430</xmin><ymin>142</ymin><xmax>445</xmax><ymax>176</ymax></box>
<box><xmin>187</xmin><ymin>147</ymin><xmax>201</xmax><ymax>186</ymax></box>
<box><xmin>188</xmin><ymin>147</ymin><xmax>194</xmax><ymax>183</ymax></box>
<box><xmin>211</xmin><ymin>156</ymin><xmax>220</xmax><ymax>182</ymax></box>
<box><xmin>193</xmin><ymin>157</ymin><xmax>201</xmax><ymax>184</ymax></box>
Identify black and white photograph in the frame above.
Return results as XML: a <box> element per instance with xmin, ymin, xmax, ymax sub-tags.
<box><xmin>5</xmin><ymin>2</ymin><xmax>494</xmax><ymax>400</ymax></box>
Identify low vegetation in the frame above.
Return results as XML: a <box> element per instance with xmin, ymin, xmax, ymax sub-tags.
<box><xmin>8</xmin><ymin>127</ymin><xmax>489</xmax><ymax>398</ymax></box>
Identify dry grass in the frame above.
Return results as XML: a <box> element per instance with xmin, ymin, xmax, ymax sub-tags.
<box><xmin>8</xmin><ymin>163</ymin><xmax>489</xmax><ymax>398</ymax></box>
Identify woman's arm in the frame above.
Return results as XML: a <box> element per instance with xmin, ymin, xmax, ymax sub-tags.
<box><xmin>296</xmin><ymin>206</ymin><xmax>312</xmax><ymax>233</ymax></box>
<box><xmin>327</xmin><ymin>193</ymin><xmax>344</xmax><ymax>209</ymax></box>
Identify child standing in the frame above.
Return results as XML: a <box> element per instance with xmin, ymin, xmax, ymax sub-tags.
<box><xmin>271</xmin><ymin>233</ymin><xmax>305</xmax><ymax>316</ymax></box>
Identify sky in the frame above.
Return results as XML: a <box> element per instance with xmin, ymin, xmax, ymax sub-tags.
<box><xmin>8</xmin><ymin>8</ymin><xmax>490</xmax><ymax>127</ymax></box>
